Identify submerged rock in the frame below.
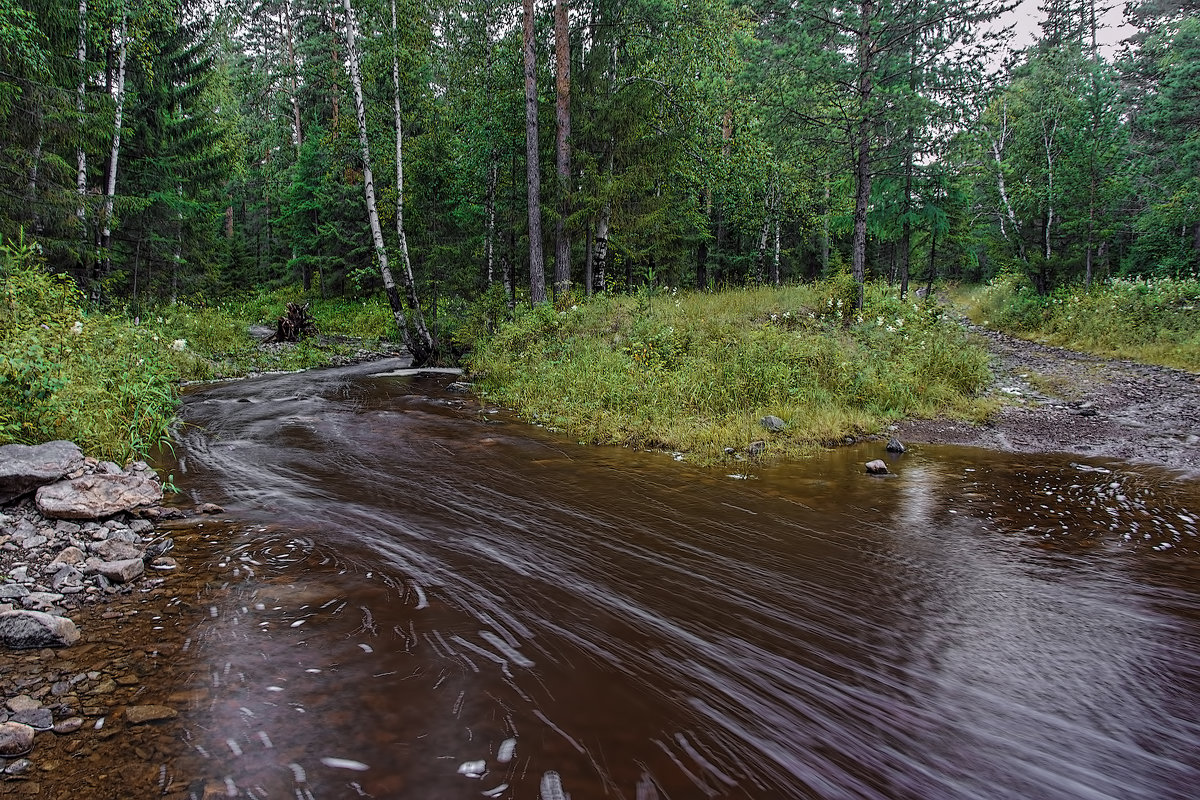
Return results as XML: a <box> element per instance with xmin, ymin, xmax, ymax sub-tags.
<box><xmin>124</xmin><ymin>705</ymin><xmax>177</xmax><ymax>724</ymax></box>
<box><xmin>0</xmin><ymin>721</ymin><xmax>35</xmax><ymax>756</ymax></box>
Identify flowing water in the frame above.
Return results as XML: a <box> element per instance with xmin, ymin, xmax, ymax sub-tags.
<box><xmin>153</xmin><ymin>358</ymin><xmax>1200</xmax><ymax>799</ymax></box>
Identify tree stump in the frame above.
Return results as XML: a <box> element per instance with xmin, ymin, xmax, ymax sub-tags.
<box><xmin>263</xmin><ymin>302</ymin><xmax>318</xmax><ymax>343</ymax></box>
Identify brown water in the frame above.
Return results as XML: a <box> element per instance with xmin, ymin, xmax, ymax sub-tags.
<box><xmin>155</xmin><ymin>358</ymin><xmax>1200</xmax><ymax>799</ymax></box>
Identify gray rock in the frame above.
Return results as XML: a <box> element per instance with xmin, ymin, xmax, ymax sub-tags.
<box><xmin>0</xmin><ymin>441</ymin><xmax>85</xmax><ymax>504</ymax></box>
<box><xmin>53</xmin><ymin>520</ymin><xmax>81</xmax><ymax>536</ymax></box>
<box><xmin>759</xmin><ymin>415</ymin><xmax>787</xmax><ymax>432</ymax></box>
<box><xmin>124</xmin><ymin>705</ymin><xmax>177</xmax><ymax>724</ymax></box>
<box><xmin>89</xmin><ymin>539</ymin><xmax>142</xmax><ymax>561</ymax></box>
<box><xmin>52</xmin><ymin>716</ymin><xmax>83</xmax><ymax>734</ymax></box>
<box><xmin>151</xmin><ymin>557</ymin><xmax>178</xmax><ymax>571</ymax></box>
<box><xmin>35</xmin><ymin>474</ymin><xmax>162</xmax><ymax>520</ymax></box>
<box><xmin>96</xmin><ymin>558</ymin><xmax>144</xmax><ymax>584</ymax></box>
<box><xmin>0</xmin><ymin>584</ymin><xmax>30</xmax><ymax>600</ymax></box>
<box><xmin>6</xmin><ymin>695</ymin><xmax>39</xmax><ymax>714</ymax></box>
<box><xmin>107</xmin><ymin>530</ymin><xmax>141</xmax><ymax>544</ymax></box>
<box><xmin>748</xmin><ymin>440</ymin><xmax>766</xmax><ymax>457</ymax></box>
<box><xmin>4</xmin><ymin>757</ymin><xmax>33</xmax><ymax>775</ymax></box>
<box><xmin>50</xmin><ymin>565</ymin><xmax>84</xmax><ymax>591</ymax></box>
<box><xmin>95</xmin><ymin>461</ymin><xmax>123</xmax><ymax>475</ymax></box>
<box><xmin>885</xmin><ymin>437</ymin><xmax>906</xmax><ymax>453</ymax></box>
<box><xmin>50</xmin><ymin>546</ymin><xmax>85</xmax><ymax>566</ymax></box>
<box><xmin>0</xmin><ymin>721</ymin><xmax>35</xmax><ymax>756</ymax></box>
<box><xmin>0</xmin><ymin>609</ymin><xmax>80</xmax><ymax>648</ymax></box>
<box><xmin>20</xmin><ymin>534</ymin><xmax>48</xmax><ymax>550</ymax></box>
<box><xmin>9</xmin><ymin>707</ymin><xmax>52</xmax><ymax>731</ymax></box>
<box><xmin>128</xmin><ymin>519</ymin><xmax>154</xmax><ymax>535</ymax></box>
<box><xmin>865</xmin><ymin>459</ymin><xmax>889</xmax><ymax>475</ymax></box>
<box><xmin>21</xmin><ymin>592</ymin><xmax>64</xmax><ymax>611</ymax></box>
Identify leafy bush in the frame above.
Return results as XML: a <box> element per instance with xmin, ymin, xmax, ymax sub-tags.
<box><xmin>0</xmin><ymin>234</ymin><xmax>178</xmax><ymax>460</ymax></box>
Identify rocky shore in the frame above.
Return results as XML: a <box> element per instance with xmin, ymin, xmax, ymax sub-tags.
<box><xmin>0</xmin><ymin>440</ymin><xmax>218</xmax><ymax>784</ymax></box>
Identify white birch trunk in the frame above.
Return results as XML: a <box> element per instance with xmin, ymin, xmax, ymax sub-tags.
<box><xmin>94</xmin><ymin>7</ymin><xmax>128</xmax><ymax>303</ymax></box>
<box><xmin>341</xmin><ymin>0</ymin><xmax>410</xmax><ymax>344</ymax></box>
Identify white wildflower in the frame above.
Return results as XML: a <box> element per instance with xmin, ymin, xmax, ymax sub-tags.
<box><xmin>71</xmin><ymin>321</ymin><xmax>83</xmax><ymax>335</ymax></box>
<box><xmin>171</xmin><ymin>338</ymin><xmax>188</xmax><ymax>351</ymax></box>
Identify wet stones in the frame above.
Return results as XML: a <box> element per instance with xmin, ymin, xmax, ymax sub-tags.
<box><xmin>0</xmin><ymin>611</ymin><xmax>79</xmax><ymax>649</ymax></box>
<box><xmin>865</xmin><ymin>459</ymin><xmax>889</xmax><ymax>475</ymax></box>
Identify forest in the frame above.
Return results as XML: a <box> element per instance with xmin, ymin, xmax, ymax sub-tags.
<box><xmin>1</xmin><ymin>0</ymin><xmax>1197</xmax><ymax>324</ymax></box>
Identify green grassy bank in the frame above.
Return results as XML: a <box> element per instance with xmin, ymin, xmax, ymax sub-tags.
<box><xmin>468</xmin><ymin>279</ymin><xmax>994</xmax><ymax>464</ymax></box>
<box><xmin>955</xmin><ymin>274</ymin><xmax>1200</xmax><ymax>372</ymax></box>
<box><xmin>1</xmin><ymin>236</ymin><xmax>398</xmax><ymax>461</ymax></box>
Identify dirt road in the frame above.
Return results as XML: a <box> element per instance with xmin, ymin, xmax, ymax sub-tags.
<box><xmin>894</xmin><ymin>326</ymin><xmax>1200</xmax><ymax>476</ymax></box>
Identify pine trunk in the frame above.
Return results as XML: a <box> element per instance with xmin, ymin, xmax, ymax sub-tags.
<box><xmin>76</xmin><ymin>0</ymin><xmax>88</xmax><ymax>225</ymax></box>
<box><xmin>850</xmin><ymin>0</ymin><xmax>874</xmax><ymax>310</ymax></box>
<box><xmin>391</xmin><ymin>0</ymin><xmax>435</xmax><ymax>362</ymax></box>
<box><xmin>552</xmin><ymin>0</ymin><xmax>571</xmax><ymax>298</ymax></box>
<box><xmin>523</xmin><ymin>0</ymin><xmax>547</xmax><ymax>305</ymax></box>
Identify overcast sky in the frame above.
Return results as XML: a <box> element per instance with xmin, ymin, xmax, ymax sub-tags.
<box><xmin>1007</xmin><ymin>0</ymin><xmax>1137</xmax><ymax>56</ymax></box>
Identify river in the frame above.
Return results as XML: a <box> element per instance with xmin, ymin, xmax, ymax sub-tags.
<box><xmin>157</xmin><ymin>357</ymin><xmax>1200</xmax><ymax>799</ymax></box>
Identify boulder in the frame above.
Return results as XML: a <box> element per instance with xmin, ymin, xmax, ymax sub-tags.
<box><xmin>50</xmin><ymin>546</ymin><xmax>85</xmax><ymax>566</ymax></box>
<box><xmin>865</xmin><ymin>459</ymin><xmax>889</xmax><ymax>475</ymax></box>
<box><xmin>0</xmin><ymin>441</ymin><xmax>85</xmax><ymax>504</ymax></box>
<box><xmin>748</xmin><ymin>440</ymin><xmax>767</xmax><ymax>457</ymax></box>
<box><xmin>0</xmin><ymin>609</ymin><xmax>79</xmax><ymax>648</ymax></box>
<box><xmin>886</xmin><ymin>437</ymin><xmax>906</xmax><ymax>453</ymax></box>
<box><xmin>96</xmin><ymin>558</ymin><xmax>144</xmax><ymax>584</ymax></box>
<box><xmin>759</xmin><ymin>415</ymin><xmax>787</xmax><ymax>432</ymax></box>
<box><xmin>0</xmin><ymin>584</ymin><xmax>30</xmax><ymax>600</ymax></box>
<box><xmin>35</xmin><ymin>474</ymin><xmax>162</xmax><ymax>520</ymax></box>
<box><xmin>0</xmin><ymin>721</ymin><xmax>35</xmax><ymax>756</ymax></box>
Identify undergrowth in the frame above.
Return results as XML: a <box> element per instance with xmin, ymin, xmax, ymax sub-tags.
<box><xmin>469</xmin><ymin>279</ymin><xmax>993</xmax><ymax>464</ymax></box>
<box><xmin>0</xmin><ymin>234</ymin><xmax>178</xmax><ymax>461</ymax></box>
<box><xmin>957</xmin><ymin>273</ymin><xmax>1200</xmax><ymax>371</ymax></box>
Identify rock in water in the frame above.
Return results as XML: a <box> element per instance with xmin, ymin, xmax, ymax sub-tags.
<box><xmin>759</xmin><ymin>415</ymin><xmax>787</xmax><ymax>432</ymax></box>
<box><xmin>865</xmin><ymin>459</ymin><xmax>889</xmax><ymax>475</ymax></box>
<box><xmin>0</xmin><ymin>722</ymin><xmax>35</xmax><ymax>756</ymax></box>
<box><xmin>35</xmin><ymin>474</ymin><xmax>162</xmax><ymax>519</ymax></box>
<box><xmin>886</xmin><ymin>437</ymin><xmax>906</xmax><ymax>453</ymax></box>
<box><xmin>0</xmin><ymin>441</ymin><xmax>84</xmax><ymax>504</ymax></box>
<box><xmin>0</xmin><ymin>609</ymin><xmax>80</xmax><ymax>649</ymax></box>
<box><xmin>124</xmin><ymin>705</ymin><xmax>177</xmax><ymax>724</ymax></box>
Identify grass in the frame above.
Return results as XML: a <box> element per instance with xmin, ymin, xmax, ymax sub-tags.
<box><xmin>953</xmin><ymin>274</ymin><xmax>1200</xmax><ymax>372</ymax></box>
<box><xmin>468</xmin><ymin>278</ymin><xmax>994</xmax><ymax>465</ymax></box>
<box><xmin>2</xmin><ymin>235</ymin><xmax>402</xmax><ymax>460</ymax></box>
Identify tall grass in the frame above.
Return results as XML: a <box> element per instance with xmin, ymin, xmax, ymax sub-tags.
<box><xmin>0</xmin><ymin>235</ymin><xmax>178</xmax><ymax>461</ymax></box>
<box><xmin>469</xmin><ymin>279</ymin><xmax>993</xmax><ymax>464</ymax></box>
<box><xmin>956</xmin><ymin>273</ymin><xmax>1200</xmax><ymax>371</ymax></box>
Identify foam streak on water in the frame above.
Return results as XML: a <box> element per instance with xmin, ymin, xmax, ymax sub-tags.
<box><xmin>168</xmin><ymin>359</ymin><xmax>1200</xmax><ymax>799</ymax></box>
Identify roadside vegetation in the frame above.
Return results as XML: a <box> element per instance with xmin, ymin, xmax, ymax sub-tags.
<box><xmin>956</xmin><ymin>274</ymin><xmax>1200</xmax><ymax>372</ymax></box>
<box><xmin>1</xmin><ymin>237</ymin><xmax>399</xmax><ymax>461</ymax></box>
<box><xmin>468</xmin><ymin>278</ymin><xmax>994</xmax><ymax>465</ymax></box>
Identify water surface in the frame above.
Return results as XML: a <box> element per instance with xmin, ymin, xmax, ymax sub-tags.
<box><xmin>164</xmin><ymin>359</ymin><xmax>1200</xmax><ymax>799</ymax></box>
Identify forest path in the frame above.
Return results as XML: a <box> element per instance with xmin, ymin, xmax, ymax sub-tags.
<box><xmin>894</xmin><ymin>324</ymin><xmax>1200</xmax><ymax>475</ymax></box>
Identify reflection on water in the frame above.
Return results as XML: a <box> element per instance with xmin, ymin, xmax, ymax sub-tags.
<box><xmin>162</xmin><ymin>359</ymin><xmax>1200</xmax><ymax>799</ymax></box>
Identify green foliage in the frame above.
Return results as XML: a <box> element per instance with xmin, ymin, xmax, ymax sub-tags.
<box><xmin>469</xmin><ymin>281</ymin><xmax>991</xmax><ymax>464</ymax></box>
<box><xmin>958</xmin><ymin>275</ymin><xmax>1200</xmax><ymax>370</ymax></box>
<box><xmin>0</xmin><ymin>233</ymin><xmax>178</xmax><ymax>461</ymax></box>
